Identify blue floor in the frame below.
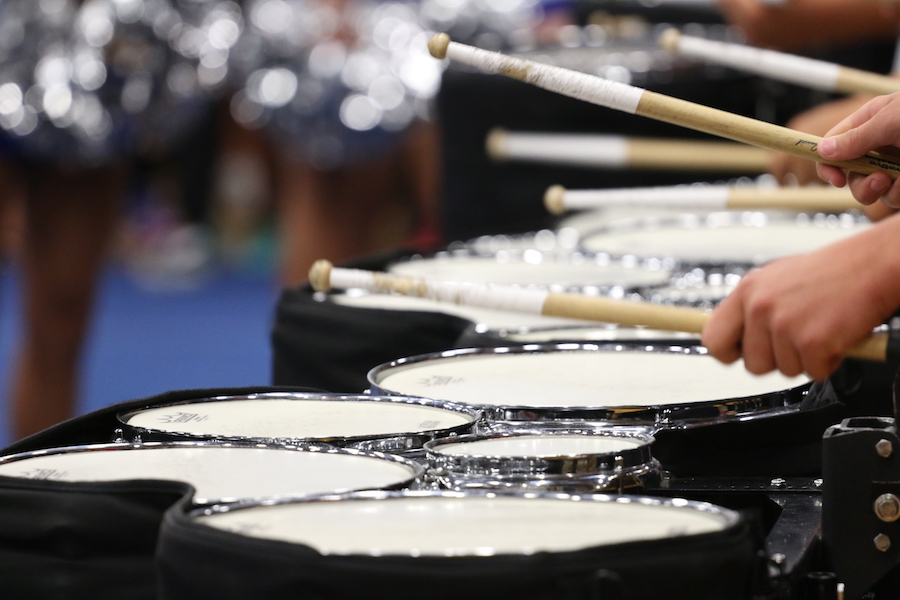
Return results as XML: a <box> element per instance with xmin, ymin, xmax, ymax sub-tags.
<box><xmin>0</xmin><ymin>262</ymin><xmax>280</xmax><ymax>448</ymax></box>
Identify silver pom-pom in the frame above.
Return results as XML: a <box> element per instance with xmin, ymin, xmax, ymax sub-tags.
<box><xmin>229</xmin><ymin>0</ymin><xmax>444</xmax><ymax>169</ymax></box>
<box><xmin>0</xmin><ymin>0</ymin><xmax>242</xmax><ymax>166</ymax></box>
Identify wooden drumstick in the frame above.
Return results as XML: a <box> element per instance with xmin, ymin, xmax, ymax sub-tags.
<box><xmin>486</xmin><ymin>129</ymin><xmax>771</xmax><ymax>172</ymax></box>
<box><xmin>427</xmin><ymin>34</ymin><xmax>900</xmax><ymax>179</ymax></box>
<box><xmin>309</xmin><ymin>259</ymin><xmax>892</xmax><ymax>363</ymax></box>
<box><xmin>544</xmin><ymin>183</ymin><xmax>860</xmax><ymax>214</ymax></box>
<box><xmin>660</xmin><ymin>29</ymin><xmax>900</xmax><ymax>96</ymax></box>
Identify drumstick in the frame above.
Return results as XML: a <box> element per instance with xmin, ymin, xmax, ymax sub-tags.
<box><xmin>486</xmin><ymin>129</ymin><xmax>770</xmax><ymax>172</ymax></box>
<box><xmin>427</xmin><ymin>34</ymin><xmax>900</xmax><ymax>179</ymax></box>
<box><xmin>544</xmin><ymin>183</ymin><xmax>860</xmax><ymax>214</ymax></box>
<box><xmin>309</xmin><ymin>259</ymin><xmax>892</xmax><ymax>363</ymax></box>
<box><xmin>659</xmin><ymin>29</ymin><xmax>900</xmax><ymax>96</ymax></box>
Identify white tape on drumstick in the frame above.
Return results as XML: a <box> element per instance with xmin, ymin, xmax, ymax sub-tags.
<box><xmin>326</xmin><ymin>263</ymin><xmax>550</xmax><ymax>315</ymax></box>
<box><xmin>660</xmin><ymin>30</ymin><xmax>900</xmax><ymax>96</ymax></box>
<box><xmin>543</xmin><ymin>184</ymin><xmax>860</xmax><ymax>214</ymax></box>
<box><xmin>489</xmin><ymin>130</ymin><xmax>630</xmax><ymax>166</ymax></box>
<box><xmin>551</xmin><ymin>185</ymin><xmax>731</xmax><ymax>212</ymax></box>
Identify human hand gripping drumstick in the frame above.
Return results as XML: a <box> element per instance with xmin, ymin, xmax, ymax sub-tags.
<box><xmin>426</xmin><ymin>33</ymin><xmax>900</xmax><ymax>181</ymax></box>
<box><xmin>309</xmin><ymin>260</ymin><xmax>895</xmax><ymax>371</ymax></box>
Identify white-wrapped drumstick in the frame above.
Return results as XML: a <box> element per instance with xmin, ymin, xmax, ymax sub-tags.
<box><xmin>486</xmin><ymin>129</ymin><xmax>770</xmax><ymax>172</ymax></box>
<box><xmin>659</xmin><ymin>29</ymin><xmax>900</xmax><ymax>96</ymax></box>
<box><xmin>309</xmin><ymin>259</ymin><xmax>894</xmax><ymax>363</ymax></box>
<box><xmin>426</xmin><ymin>34</ymin><xmax>900</xmax><ymax>180</ymax></box>
<box><xmin>543</xmin><ymin>183</ymin><xmax>860</xmax><ymax>214</ymax></box>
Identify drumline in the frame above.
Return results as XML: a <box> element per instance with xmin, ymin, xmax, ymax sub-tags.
<box><xmin>5</xmin><ymin>26</ymin><xmax>891</xmax><ymax>598</ymax></box>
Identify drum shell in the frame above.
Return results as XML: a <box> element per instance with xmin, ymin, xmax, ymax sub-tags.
<box><xmin>157</xmin><ymin>490</ymin><xmax>764</xmax><ymax>600</ymax></box>
<box><xmin>422</xmin><ymin>430</ymin><xmax>661</xmax><ymax>493</ymax></box>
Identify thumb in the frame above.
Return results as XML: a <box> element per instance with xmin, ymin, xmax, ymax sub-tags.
<box><xmin>818</xmin><ymin>126</ymin><xmax>879</xmax><ymax>161</ymax></box>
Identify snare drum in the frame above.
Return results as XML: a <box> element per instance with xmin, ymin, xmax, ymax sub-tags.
<box><xmin>0</xmin><ymin>442</ymin><xmax>423</xmax><ymax>505</ymax></box>
<box><xmin>157</xmin><ymin>490</ymin><xmax>762</xmax><ymax>600</ymax></box>
<box><xmin>117</xmin><ymin>391</ymin><xmax>480</xmax><ymax>455</ymax></box>
<box><xmin>368</xmin><ymin>344</ymin><xmax>843</xmax><ymax>475</ymax></box>
<box><xmin>423</xmin><ymin>430</ymin><xmax>660</xmax><ymax>493</ymax></box>
<box><xmin>579</xmin><ymin>211</ymin><xmax>870</xmax><ymax>268</ymax></box>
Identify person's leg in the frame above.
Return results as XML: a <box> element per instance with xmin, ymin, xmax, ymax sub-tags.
<box><xmin>11</xmin><ymin>162</ymin><xmax>126</xmax><ymax>439</ymax></box>
<box><xmin>274</xmin><ymin>150</ymin><xmax>410</xmax><ymax>287</ymax></box>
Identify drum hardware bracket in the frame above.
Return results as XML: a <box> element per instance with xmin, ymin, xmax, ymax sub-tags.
<box><xmin>822</xmin><ymin>415</ymin><xmax>900</xmax><ymax>600</ymax></box>
<box><xmin>650</xmin><ymin>475</ymin><xmax>823</xmax><ymax>598</ymax></box>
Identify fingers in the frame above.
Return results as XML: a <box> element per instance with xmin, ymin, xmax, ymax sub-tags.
<box><xmin>702</xmin><ymin>269</ymin><xmax>842</xmax><ymax>380</ymax></box>
<box><xmin>816</xmin><ymin>163</ymin><xmax>847</xmax><ymax>188</ymax></box>
<box><xmin>845</xmin><ymin>171</ymin><xmax>893</xmax><ymax>205</ymax></box>
<box><xmin>818</xmin><ymin>95</ymin><xmax>900</xmax><ymax>162</ymax></box>
<box><xmin>701</xmin><ymin>292</ymin><xmax>745</xmax><ymax>365</ymax></box>
<box><xmin>816</xmin><ymin>93</ymin><xmax>900</xmax><ymax>207</ymax></box>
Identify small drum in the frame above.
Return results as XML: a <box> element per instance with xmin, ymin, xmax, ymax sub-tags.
<box><xmin>116</xmin><ymin>391</ymin><xmax>480</xmax><ymax>455</ymax></box>
<box><xmin>368</xmin><ymin>344</ymin><xmax>842</xmax><ymax>475</ymax></box>
<box><xmin>368</xmin><ymin>343</ymin><xmax>818</xmax><ymax>429</ymax></box>
<box><xmin>385</xmin><ymin>249</ymin><xmax>674</xmax><ymax>293</ymax></box>
<box><xmin>0</xmin><ymin>442</ymin><xmax>423</xmax><ymax>505</ymax></box>
<box><xmin>423</xmin><ymin>430</ymin><xmax>660</xmax><ymax>493</ymax></box>
<box><xmin>454</xmin><ymin>229</ymin><xmax>581</xmax><ymax>255</ymax></box>
<box><xmin>158</xmin><ymin>490</ymin><xmax>762</xmax><ymax>600</ymax></box>
<box><xmin>578</xmin><ymin>211</ymin><xmax>870</xmax><ymax>269</ymax></box>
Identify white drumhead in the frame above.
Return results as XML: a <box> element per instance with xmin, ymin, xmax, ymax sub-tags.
<box><xmin>558</xmin><ymin>207</ymin><xmax>690</xmax><ymax>236</ymax></box>
<box><xmin>0</xmin><ymin>445</ymin><xmax>419</xmax><ymax>503</ymax></box>
<box><xmin>123</xmin><ymin>398</ymin><xmax>473</xmax><ymax>439</ymax></box>
<box><xmin>388</xmin><ymin>254</ymin><xmax>671</xmax><ymax>288</ymax></box>
<box><xmin>581</xmin><ymin>217</ymin><xmax>869</xmax><ymax>264</ymax></box>
<box><xmin>432</xmin><ymin>434</ymin><xmax>644</xmax><ymax>457</ymax></box>
<box><xmin>644</xmin><ymin>282</ymin><xmax>737</xmax><ymax>305</ymax></box>
<box><xmin>375</xmin><ymin>350</ymin><xmax>808</xmax><ymax>408</ymax></box>
<box><xmin>331</xmin><ymin>292</ymin><xmax>601</xmax><ymax>329</ymax></box>
<box><xmin>196</xmin><ymin>494</ymin><xmax>730</xmax><ymax>555</ymax></box>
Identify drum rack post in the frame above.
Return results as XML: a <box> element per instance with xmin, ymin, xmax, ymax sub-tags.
<box><xmin>822</xmin><ymin>415</ymin><xmax>900</xmax><ymax>599</ymax></box>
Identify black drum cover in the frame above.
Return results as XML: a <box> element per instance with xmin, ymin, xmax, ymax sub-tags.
<box><xmin>0</xmin><ymin>386</ymin><xmax>322</xmax><ymax>600</ymax></box>
<box><xmin>156</xmin><ymin>494</ymin><xmax>766</xmax><ymax>600</ymax></box>
<box><xmin>271</xmin><ymin>250</ymin><xmax>476</xmax><ymax>393</ymax></box>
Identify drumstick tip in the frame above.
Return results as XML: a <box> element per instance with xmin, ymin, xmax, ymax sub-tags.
<box><xmin>658</xmin><ymin>28</ymin><xmax>681</xmax><ymax>54</ymax></box>
<box><xmin>544</xmin><ymin>185</ymin><xmax>567</xmax><ymax>214</ymax></box>
<box><xmin>309</xmin><ymin>259</ymin><xmax>334</xmax><ymax>292</ymax></box>
<box><xmin>485</xmin><ymin>128</ymin><xmax>508</xmax><ymax>160</ymax></box>
<box><xmin>428</xmin><ymin>33</ymin><xmax>451</xmax><ymax>60</ymax></box>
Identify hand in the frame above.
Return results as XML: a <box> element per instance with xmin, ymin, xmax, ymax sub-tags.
<box><xmin>702</xmin><ymin>214</ymin><xmax>900</xmax><ymax>379</ymax></box>
<box><xmin>817</xmin><ymin>93</ymin><xmax>900</xmax><ymax>208</ymax></box>
<box><xmin>770</xmin><ymin>95</ymin><xmax>875</xmax><ymax>185</ymax></box>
